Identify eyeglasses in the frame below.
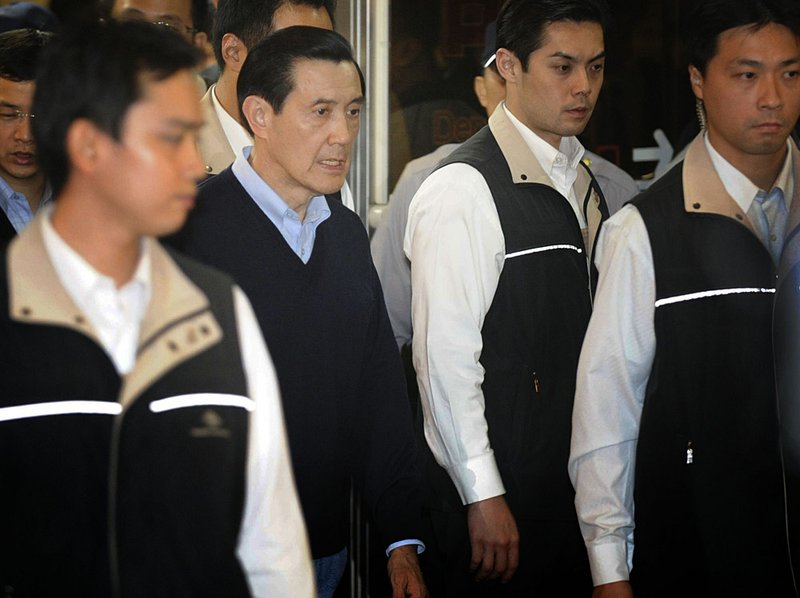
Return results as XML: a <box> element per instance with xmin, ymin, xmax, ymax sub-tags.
<box><xmin>0</xmin><ymin>109</ymin><xmax>34</xmax><ymax>126</ymax></box>
<box><xmin>152</xmin><ymin>20</ymin><xmax>197</xmax><ymax>37</ymax></box>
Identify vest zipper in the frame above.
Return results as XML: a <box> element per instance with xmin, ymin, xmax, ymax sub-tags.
<box><xmin>771</xmin><ymin>282</ymin><xmax>798</xmax><ymax>596</ymax></box>
<box><xmin>108</xmin><ymin>413</ymin><xmax>124</xmax><ymax>598</ymax></box>
<box><xmin>533</xmin><ymin>372</ymin><xmax>541</xmax><ymax>395</ymax></box>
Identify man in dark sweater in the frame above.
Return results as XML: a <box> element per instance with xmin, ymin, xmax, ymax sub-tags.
<box><xmin>169</xmin><ymin>26</ymin><xmax>427</xmax><ymax>598</ymax></box>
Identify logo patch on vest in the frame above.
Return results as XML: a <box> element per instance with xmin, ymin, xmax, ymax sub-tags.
<box><xmin>190</xmin><ymin>409</ymin><xmax>230</xmax><ymax>439</ymax></box>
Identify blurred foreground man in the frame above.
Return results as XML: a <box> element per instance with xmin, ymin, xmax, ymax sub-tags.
<box><xmin>0</xmin><ymin>20</ymin><xmax>312</xmax><ymax>597</ymax></box>
<box><xmin>570</xmin><ymin>1</ymin><xmax>800</xmax><ymax>596</ymax></box>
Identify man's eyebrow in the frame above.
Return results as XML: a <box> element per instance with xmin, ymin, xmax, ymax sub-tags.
<box><xmin>119</xmin><ymin>8</ymin><xmax>145</xmax><ymax>17</ymax></box>
<box><xmin>734</xmin><ymin>59</ymin><xmax>764</xmax><ymax>68</ymax></box>
<box><xmin>311</xmin><ymin>96</ymin><xmax>365</xmax><ymax>106</ymax></box>
<box><xmin>0</xmin><ymin>100</ymin><xmax>21</xmax><ymax>110</ymax></box>
<box><xmin>730</xmin><ymin>57</ymin><xmax>800</xmax><ymax>69</ymax></box>
<box><xmin>163</xmin><ymin>117</ymin><xmax>204</xmax><ymax>130</ymax></box>
<box><xmin>549</xmin><ymin>51</ymin><xmax>606</xmax><ymax>63</ymax></box>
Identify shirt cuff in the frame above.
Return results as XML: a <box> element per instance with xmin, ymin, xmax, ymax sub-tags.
<box><xmin>451</xmin><ymin>452</ymin><xmax>506</xmax><ymax>505</ymax></box>
<box><xmin>587</xmin><ymin>539</ymin><xmax>630</xmax><ymax>586</ymax></box>
<box><xmin>385</xmin><ymin>539</ymin><xmax>426</xmax><ymax>557</ymax></box>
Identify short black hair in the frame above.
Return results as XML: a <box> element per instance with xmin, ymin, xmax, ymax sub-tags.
<box><xmin>237</xmin><ymin>25</ymin><xmax>363</xmax><ymax>134</ymax></box>
<box><xmin>32</xmin><ymin>19</ymin><xmax>202</xmax><ymax>196</ymax></box>
<box><xmin>685</xmin><ymin>0</ymin><xmax>800</xmax><ymax>75</ymax></box>
<box><xmin>213</xmin><ymin>0</ymin><xmax>336</xmax><ymax>69</ymax></box>
<box><xmin>496</xmin><ymin>0</ymin><xmax>611</xmax><ymax>71</ymax></box>
<box><xmin>0</xmin><ymin>28</ymin><xmax>52</xmax><ymax>82</ymax></box>
<box><xmin>191</xmin><ymin>0</ymin><xmax>211</xmax><ymax>35</ymax></box>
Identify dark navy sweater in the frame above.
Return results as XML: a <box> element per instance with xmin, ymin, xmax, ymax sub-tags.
<box><xmin>169</xmin><ymin>167</ymin><xmax>423</xmax><ymax>558</ymax></box>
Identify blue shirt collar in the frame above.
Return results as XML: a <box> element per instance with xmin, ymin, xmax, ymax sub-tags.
<box><xmin>0</xmin><ymin>175</ymin><xmax>53</xmax><ymax>232</ymax></box>
<box><xmin>231</xmin><ymin>146</ymin><xmax>330</xmax><ymax>226</ymax></box>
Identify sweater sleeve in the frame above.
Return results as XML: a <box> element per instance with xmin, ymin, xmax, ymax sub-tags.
<box><xmin>352</xmin><ymin>255</ymin><xmax>424</xmax><ymax>551</ymax></box>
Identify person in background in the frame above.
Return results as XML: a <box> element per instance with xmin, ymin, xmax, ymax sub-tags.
<box><xmin>569</xmin><ymin>0</ymin><xmax>800</xmax><ymax>595</ymax></box>
<box><xmin>170</xmin><ymin>26</ymin><xmax>427</xmax><ymax>598</ymax></box>
<box><xmin>0</xmin><ymin>28</ymin><xmax>53</xmax><ymax>245</ymax></box>
<box><xmin>0</xmin><ymin>2</ymin><xmax>59</xmax><ymax>33</ymax></box>
<box><xmin>110</xmin><ymin>0</ymin><xmax>210</xmax><ymax>50</ymax></box>
<box><xmin>404</xmin><ymin>0</ymin><xmax>611</xmax><ymax>594</ymax></box>
<box><xmin>0</xmin><ymin>19</ymin><xmax>313</xmax><ymax>597</ymax></box>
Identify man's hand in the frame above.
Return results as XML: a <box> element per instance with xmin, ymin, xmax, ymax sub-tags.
<box><xmin>387</xmin><ymin>544</ymin><xmax>428</xmax><ymax>598</ymax></box>
<box><xmin>467</xmin><ymin>495</ymin><xmax>519</xmax><ymax>583</ymax></box>
<box><xmin>593</xmin><ymin>580</ymin><xmax>633</xmax><ymax>598</ymax></box>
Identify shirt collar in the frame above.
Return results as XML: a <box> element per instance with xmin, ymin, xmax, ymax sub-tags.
<box><xmin>40</xmin><ymin>204</ymin><xmax>151</xmax><ymax>307</ymax></box>
<box><xmin>705</xmin><ymin>133</ymin><xmax>795</xmax><ymax>214</ymax></box>
<box><xmin>0</xmin><ymin>175</ymin><xmax>52</xmax><ymax>211</ymax></box>
<box><xmin>502</xmin><ymin>102</ymin><xmax>585</xmax><ymax>175</ymax></box>
<box><xmin>232</xmin><ymin>146</ymin><xmax>330</xmax><ymax>226</ymax></box>
<box><xmin>210</xmin><ymin>83</ymin><xmax>253</xmax><ymax>159</ymax></box>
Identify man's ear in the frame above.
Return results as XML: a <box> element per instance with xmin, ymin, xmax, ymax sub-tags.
<box><xmin>66</xmin><ymin>118</ymin><xmax>109</xmax><ymax>177</ymax></box>
<box><xmin>192</xmin><ymin>30</ymin><xmax>209</xmax><ymax>53</ymax></box>
<box><xmin>473</xmin><ymin>75</ymin><xmax>489</xmax><ymax>109</ymax></box>
<box><xmin>494</xmin><ymin>48</ymin><xmax>520</xmax><ymax>84</ymax></box>
<box><xmin>241</xmin><ymin>95</ymin><xmax>272</xmax><ymax>138</ymax></box>
<box><xmin>221</xmin><ymin>33</ymin><xmax>248</xmax><ymax>73</ymax></box>
<box><xmin>688</xmin><ymin>65</ymin><xmax>704</xmax><ymax>100</ymax></box>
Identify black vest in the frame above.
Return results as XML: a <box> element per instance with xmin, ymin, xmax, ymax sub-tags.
<box><xmin>631</xmin><ymin>164</ymin><xmax>795</xmax><ymax>596</ymax></box>
<box><xmin>0</xmin><ymin>252</ymin><xmax>252</xmax><ymax>598</ymax></box>
<box><xmin>436</xmin><ymin>127</ymin><xmax>604</xmax><ymax>520</ymax></box>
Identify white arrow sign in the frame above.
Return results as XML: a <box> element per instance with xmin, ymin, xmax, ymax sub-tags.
<box><xmin>633</xmin><ymin>128</ymin><xmax>674</xmax><ymax>178</ymax></box>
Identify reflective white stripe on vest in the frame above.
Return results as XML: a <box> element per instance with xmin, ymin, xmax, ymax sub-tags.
<box><xmin>149</xmin><ymin>394</ymin><xmax>256</xmax><ymax>413</ymax></box>
<box><xmin>0</xmin><ymin>401</ymin><xmax>122</xmax><ymax>423</ymax></box>
<box><xmin>655</xmin><ymin>287</ymin><xmax>776</xmax><ymax>308</ymax></box>
<box><xmin>505</xmin><ymin>244</ymin><xmax>583</xmax><ymax>259</ymax></box>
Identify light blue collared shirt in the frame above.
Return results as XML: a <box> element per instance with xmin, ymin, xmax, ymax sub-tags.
<box><xmin>232</xmin><ymin>146</ymin><xmax>331</xmax><ymax>264</ymax></box>
<box><xmin>0</xmin><ymin>176</ymin><xmax>53</xmax><ymax>233</ymax></box>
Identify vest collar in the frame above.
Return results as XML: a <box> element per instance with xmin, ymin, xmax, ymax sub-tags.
<box><xmin>488</xmin><ymin>104</ymin><xmax>594</xmax><ymax>203</ymax></box>
<box><xmin>8</xmin><ymin>213</ymin><xmax>223</xmax><ymax>407</ymax></box>
<box><xmin>682</xmin><ymin>133</ymin><xmax>800</xmax><ymax>235</ymax></box>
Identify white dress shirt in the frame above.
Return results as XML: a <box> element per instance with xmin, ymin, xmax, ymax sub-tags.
<box><xmin>568</xmin><ymin>135</ymin><xmax>795</xmax><ymax>586</ymax></box>
<box><xmin>404</xmin><ymin>102</ymin><xmax>586</xmax><ymax>505</ymax></box>
<box><xmin>40</xmin><ymin>212</ymin><xmax>315</xmax><ymax>597</ymax></box>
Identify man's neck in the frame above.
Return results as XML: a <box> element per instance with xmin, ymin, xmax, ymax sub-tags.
<box><xmin>708</xmin><ymin>132</ymin><xmax>788</xmax><ymax>191</ymax></box>
<box><xmin>51</xmin><ymin>186</ymin><xmax>141</xmax><ymax>288</ymax></box>
<box><xmin>4</xmin><ymin>171</ymin><xmax>46</xmax><ymax>211</ymax></box>
<box><xmin>215</xmin><ymin>70</ymin><xmax>241</xmax><ymax>125</ymax></box>
<box><xmin>248</xmin><ymin>148</ymin><xmax>313</xmax><ymax>222</ymax></box>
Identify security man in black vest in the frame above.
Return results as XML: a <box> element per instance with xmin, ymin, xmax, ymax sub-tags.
<box><xmin>570</xmin><ymin>1</ymin><xmax>800</xmax><ymax>596</ymax></box>
<box><xmin>404</xmin><ymin>0</ymin><xmax>610</xmax><ymax>594</ymax></box>
<box><xmin>0</xmin><ymin>19</ymin><xmax>313</xmax><ymax>596</ymax></box>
